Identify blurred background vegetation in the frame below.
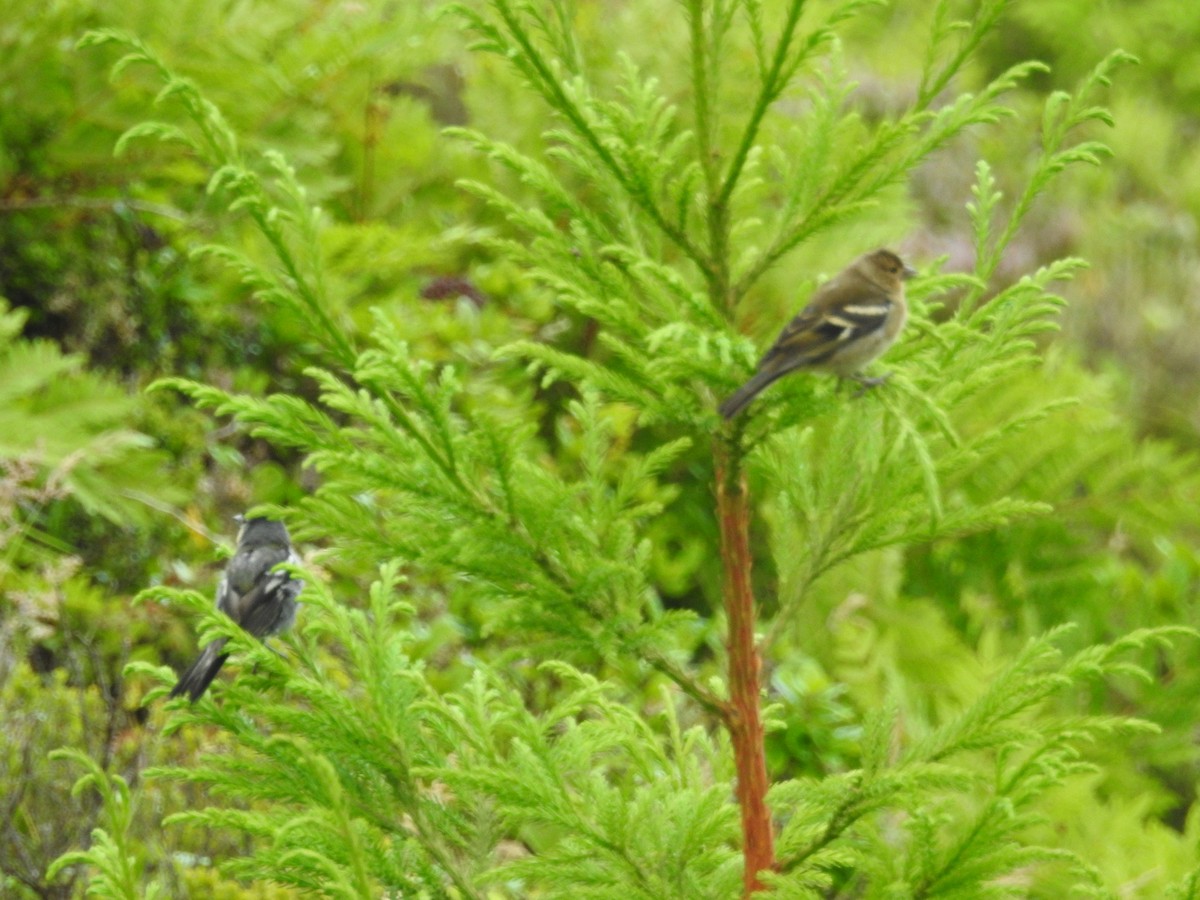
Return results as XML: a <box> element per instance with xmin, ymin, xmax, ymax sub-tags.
<box><xmin>3</xmin><ymin>0</ymin><xmax>1200</xmax><ymax>896</ymax></box>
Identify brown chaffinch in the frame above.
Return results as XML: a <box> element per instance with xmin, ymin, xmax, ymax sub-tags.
<box><xmin>719</xmin><ymin>248</ymin><xmax>916</xmax><ymax>419</ymax></box>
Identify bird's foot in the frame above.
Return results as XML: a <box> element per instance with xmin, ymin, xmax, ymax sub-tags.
<box><xmin>850</xmin><ymin>371</ymin><xmax>891</xmax><ymax>399</ymax></box>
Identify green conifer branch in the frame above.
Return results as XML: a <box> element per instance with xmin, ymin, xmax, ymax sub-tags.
<box><xmin>714</xmin><ymin>0</ymin><xmax>806</xmax><ymax>213</ymax></box>
<box><xmin>917</xmin><ymin>0</ymin><xmax>1012</xmax><ymax>108</ymax></box>
<box><xmin>464</xmin><ymin>0</ymin><xmax>716</xmax><ymax>283</ymax></box>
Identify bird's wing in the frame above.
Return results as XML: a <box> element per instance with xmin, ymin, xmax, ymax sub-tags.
<box><xmin>761</xmin><ymin>285</ymin><xmax>893</xmax><ymax>370</ymax></box>
<box><xmin>236</xmin><ymin>570</ymin><xmax>302</xmax><ymax>638</ymax></box>
<box><xmin>215</xmin><ymin>573</ymin><xmax>236</xmax><ymax>618</ymax></box>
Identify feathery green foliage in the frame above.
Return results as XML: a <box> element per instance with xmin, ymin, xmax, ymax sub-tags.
<box><xmin>768</xmin><ymin>626</ymin><xmax>1182</xmax><ymax>896</ymax></box>
<box><xmin>0</xmin><ymin>298</ymin><xmax>175</xmax><ymax>528</ymax></box>
<box><xmin>62</xmin><ymin>2</ymin><xmax>1200</xmax><ymax>897</ymax></box>
<box><xmin>47</xmin><ymin>749</ymin><xmax>165</xmax><ymax>900</ymax></box>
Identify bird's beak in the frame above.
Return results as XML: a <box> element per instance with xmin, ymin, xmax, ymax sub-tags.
<box><xmin>902</xmin><ymin>264</ymin><xmax>917</xmax><ymax>280</ymax></box>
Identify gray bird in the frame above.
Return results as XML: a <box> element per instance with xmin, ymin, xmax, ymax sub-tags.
<box><xmin>720</xmin><ymin>248</ymin><xmax>917</xmax><ymax>419</ymax></box>
<box><xmin>170</xmin><ymin>517</ymin><xmax>302</xmax><ymax>702</ymax></box>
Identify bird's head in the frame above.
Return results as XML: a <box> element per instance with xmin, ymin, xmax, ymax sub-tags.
<box><xmin>235</xmin><ymin>516</ymin><xmax>292</xmax><ymax>549</ymax></box>
<box><xmin>860</xmin><ymin>248</ymin><xmax>917</xmax><ymax>289</ymax></box>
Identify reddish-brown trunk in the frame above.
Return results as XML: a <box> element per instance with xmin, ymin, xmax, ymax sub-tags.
<box><xmin>715</xmin><ymin>451</ymin><xmax>775</xmax><ymax>895</ymax></box>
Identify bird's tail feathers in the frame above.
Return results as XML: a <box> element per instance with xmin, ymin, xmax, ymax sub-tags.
<box><xmin>169</xmin><ymin>639</ymin><xmax>230</xmax><ymax>702</ymax></box>
<box><xmin>719</xmin><ymin>368</ymin><xmax>787</xmax><ymax>419</ymax></box>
